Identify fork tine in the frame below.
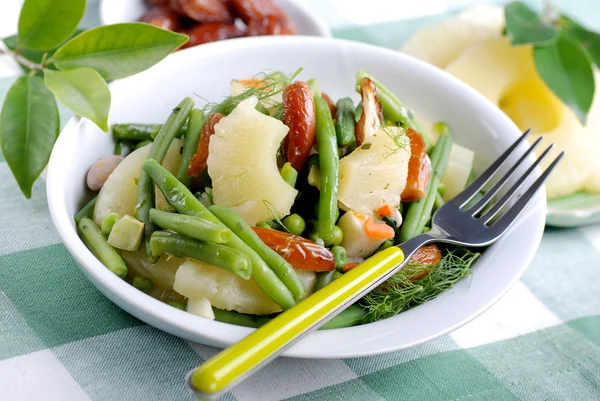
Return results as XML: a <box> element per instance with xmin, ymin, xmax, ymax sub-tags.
<box><xmin>468</xmin><ymin>136</ymin><xmax>543</xmax><ymax>216</ymax></box>
<box><xmin>452</xmin><ymin>129</ymin><xmax>532</xmax><ymax>208</ymax></box>
<box><xmin>481</xmin><ymin>144</ymin><xmax>555</xmax><ymax>224</ymax></box>
<box><xmin>486</xmin><ymin>152</ymin><xmax>564</xmax><ymax>233</ymax></box>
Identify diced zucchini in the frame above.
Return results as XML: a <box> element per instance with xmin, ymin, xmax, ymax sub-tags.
<box><xmin>107</xmin><ymin>214</ymin><xmax>144</xmax><ymax>251</ymax></box>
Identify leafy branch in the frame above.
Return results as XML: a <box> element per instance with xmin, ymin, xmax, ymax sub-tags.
<box><xmin>0</xmin><ymin>0</ymin><xmax>188</xmax><ymax>198</ymax></box>
<box><xmin>504</xmin><ymin>1</ymin><xmax>599</xmax><ymax>124</ymax></box>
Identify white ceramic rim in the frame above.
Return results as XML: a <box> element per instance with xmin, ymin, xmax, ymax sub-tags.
<box><xmin>47</xmin><ymin>36</ymin><xmax>546</xmax><ymax>359</ymax></box>
<box><xmin>98</xmin><ymin>0</ymin><xmax>332</xmax><ymax>38</ymax></box>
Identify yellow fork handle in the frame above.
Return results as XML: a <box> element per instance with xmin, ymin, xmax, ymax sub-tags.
<box><xmin>189</xmin><ymin>246</ymin><xmax>406</xmax><ymax>397</ymax></box>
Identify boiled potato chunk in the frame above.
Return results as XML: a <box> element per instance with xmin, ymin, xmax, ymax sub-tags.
<box><xmin>338</xmin><ymin>211</ymin><xmax>384</xmax><ymax>258</ymax></box>
<box><xmin>93</xmin><ymin>139</ymin><xmax>182</xmax><ymax>226</ymax></box>
<box><xmin>338</xmin><ymin>127</ymin><xmax>410</xmax><ymax>215</ymax></box>
<box><xmin>121</xmin><ymin>250</ymin><xmax>185</xmax><ymax>290</ymax></box>
<box><xmin>401</xmin><ymin>4</ymin><xmax>504</xmax><ymax>69</ymax></box>
<box><xmin>208</xmin><ymin>96</ymin><xmax>298</xmax><ymax>225</ymax></box>
<box><xmin>187</xmin><ymin>297</ymin><xmax>215</xmax><ymax>320</ymax></box>
<box><xmin>173</xmin><ymin>260</ymin><xmax>315</xmax><ymax>315</ymax></box>
<box><xmin>446</xmin><ymin>38</ymin><xmax>600</xmax><ymax>198</ymax></box>
<box><xmin>441</xmin><ymin>143</ymin><xmax>474</xmax><ymax>201</ymax></box>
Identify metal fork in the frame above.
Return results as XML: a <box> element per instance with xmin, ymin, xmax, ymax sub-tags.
<box><xmin>186</xmin><ymin>129</ymin><xmax>563</xmax><ymax>399</ymax></box>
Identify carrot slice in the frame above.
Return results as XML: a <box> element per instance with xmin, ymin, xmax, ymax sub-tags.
<box><xmin>377</xmin><ymin>204</ymin><xmax>395</xmax><ymax>217</ymax></box>
<box><xmin>342</xmin><ymin>263</ymin><xmax>360</xmax><ymax>272</ymax></box>
<box><xmin>363</xmin><ymin>217</ymin><xmax>395</xmax><ymax>240</ymax></box>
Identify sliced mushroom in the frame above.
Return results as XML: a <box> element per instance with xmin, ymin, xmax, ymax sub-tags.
<box><xmin>355</xmin><ymin>77</ymin><xmax>383</xmax><ymax>146</ymax></box>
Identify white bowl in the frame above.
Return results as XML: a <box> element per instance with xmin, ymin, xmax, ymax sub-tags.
<box><xmin>46</xmin><ymin>36</ymin><xmax>545</xmax><ymax>359</ymax></box>
<box><xmin>99</xmin><ymin>0</ymin><xmax>331</xmax><ymax>38</ymax></box>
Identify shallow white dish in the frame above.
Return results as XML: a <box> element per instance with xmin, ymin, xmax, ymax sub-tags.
<box><xmin>47</xmin><ymin>36</ymin><xmax>545</xmax><ymax>359</ymax></box>
<box><xmin>99</xmin><ymin>0</ymin><xmax>331</xmax><ymax>38</ymax></box>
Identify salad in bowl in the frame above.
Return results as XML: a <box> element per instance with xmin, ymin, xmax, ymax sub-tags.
<box><xmin>74</xmin><ymin>68</ymin><xmax>481</xmax><ymax>328</ymax></box>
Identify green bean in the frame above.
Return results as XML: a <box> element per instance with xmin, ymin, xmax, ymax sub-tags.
<box><xmin>150</xmin><ymin>231</ymin><xmax>252</xmax><ymax>279</ymax></box>
<box><xmin>335</xmin><ymin>98</ymin><xmax>356</xmax><ymax>146</ymax></box>
<box><xmin>136</xmin><ymin>97</ymin><xmax>194</xmax><ymax>259</ymax></box>
<box><xmin>314</xmin><ymin>94</ymin><xmax>340</xmax><ymax>242</ymax></box>
<box><xmin>142</xmin><ymin>160</ymin><xmax>296</xmax><ymax>309</ymax></box>
<box><xmin>356</xmin><ymin>70</ymin><xmax>433</xmax><ymax>150</ymax></box>
<box><xmin>399</xmin><ymin>132</ymin><xmax>452</xmax><ymax>242</ymax></box>
<box><xmin>282</xmin><ymin>214</ymin><xmax>305</xmax><ymax>236</ymax></box>
<box><xmin>132</xmin><ymin>276</ymin><xmax>153</xmax><ymax>293</ymax></box>
<box><xmin>314</xmin><ymin>270</ymin><xmax>336</xmax><ymax>291</ymax></box>
<box><xmin>435</xmin><ymin>192</ymin><xmax>445</xmax><ymax>209</ymax></box>
<box><xmin>212</xmin><ymin>304</ymin><xmax>365</xmax><ymax>330</ymax></box>
<box><xmin>212</xmin><ymin>307</ymin><xmax>272</xmax><ymax>328</ymax></box>
<box><xmin>113</xmin><ymin>124</ymin><xmax>160</xmax><ymax>141</ymax></box>
<box><xmin>320</xmin><ymin>305</ymin><xmax>366</xmax><ymax>330</ymax></box>
<box><xmin>77</xmin><ymin>217</ymin><xmax>127</xmax><ymax>278</ymax></box>
<box><xmin>134</xmin><ymin>140</ymin><xmax>152</xmax><ymax>150</ymax></box>
<box><xmin>354</xmin><ymin>101</ymin><xmax>362</xmax><ymax>123</ymax></box>
<box><xmin>331</xmin><ymin>246</ymin><xmax>346</xmax><ymax>271</ymax></box>
<box><xmin>177</xmin><ymin>109</ymin><xmax>206</xmax><ymax>186</ymax></box>
<box><xmin>209</xmin><ymin>205</ymin><xmax>306</xmax><ymax>301</ymax></box>
<box><xmin>280</xmin><ymin>162</ymin><xmax>298</xmax><ymax>187</ymax></box>
<box><xmin>101</xmin><ymin>212</ymin><xmax>120</xmax><ymax>237</ymax></box>
<box><xmin>114</xmin><ymin>140</ymin><xmax>123</xmax><ymax>155</ymax></box>
<box><xmin>149</xmin><ymin>208</ymin><xmax>230</xmax><ymax>244</ymax></box>
<box><xmin>433</xmin><ymin>121</ymin><xmax>450</xmax><ymax>136</ymax></box>
<box><xmin>168</xmin><ymin>301</ymin><xmax>187</xmax><ymax>311</ymax></box>
<box><xmin>74</xmin><ymin>196</ymin><xmax>97</xmax><ymax>224</ymax></box>
<box><xmin>307</xmin><ymin>78</ymin><xmax>320</xmax><ymax>97</ymax></box>
<box><xmin>377</xmin><ymin>239</ymin><xmax>394</xmax><ymax>252</ymax></box>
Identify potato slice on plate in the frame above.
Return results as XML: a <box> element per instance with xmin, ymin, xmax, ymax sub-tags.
<box><xmin>446</xmin><ymin>38</ymin><xmax>600</xmax><ymax>198</ymax></box>
<box><xmin>93</xmin><ymin>140</ymin><xmax>182</xmax><ymax>226</ymax></box>
<box><xmin>401</xmin><ymin>4</ymin><xmax>505</xmax><ymax>68</ymax></box>
<box><xmin>208</xmin><ymin>96</ymin><xmax>297</xmax><ymax>225</ymax></box>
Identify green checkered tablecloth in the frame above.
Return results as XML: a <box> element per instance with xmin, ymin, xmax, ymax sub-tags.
<box><xmin>1</xmin><ymin>1</ymin><xmax>600</xmax><ymax>400</ymax></box>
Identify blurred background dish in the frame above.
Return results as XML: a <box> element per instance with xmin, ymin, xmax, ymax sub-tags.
<box><xmin>100</xmin><ymin>0</ymin><xmax>331</xmax><ymax>43</ymax></box>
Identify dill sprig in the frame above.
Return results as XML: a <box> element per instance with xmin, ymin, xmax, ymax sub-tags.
<box><xmin>262</xmin><ymin>200</ymin><xmax>291</xmax><ymax>233</ymax></box>
<box><xmin>360</xmin><ymin>249</ymin><xmax>480</xmax><ymax>323</ymax></box>
<box><xmin>205</xmin><ymin>68</ymin><xmax>303</xmax><ymax>115</ymax></box>
<box><xmin>382</xmin><ymin>126</ymin><xmax>410</xmax><ymax>159</ymax></box>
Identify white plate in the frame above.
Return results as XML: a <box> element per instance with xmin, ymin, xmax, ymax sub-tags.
<box><xmin>99</xmin><ymin>0</ymin><xmax>331</xmax><ymax>38</ymax></box>
<box><xmin>46</xmin><ymin>36</ymin><xmax>545</xmax><ymax>359</ymax></box>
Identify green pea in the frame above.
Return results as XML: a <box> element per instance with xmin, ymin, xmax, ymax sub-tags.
<box><xmin>331</xmin><ymin>246</ymin><xmax>346</xmax><ymax>270</ymax></box>
<box><xmin>282</xmin><ymin>214</ymin><xmax>306</xmax><ymax>236</ymax></box>
<box><xmin>256</xmin><ymin>222</ymin><xmax>271</xmax><ymax>229</ymax></box>
<box><xmin>132</xmin><ymin>276</ymin><xmax>154</xmax><ymax>293</ymax></box>
<box><xmin>324</xmin><ymin>225</ymin><xmax>343</xmax><ymax>247</ymax></box>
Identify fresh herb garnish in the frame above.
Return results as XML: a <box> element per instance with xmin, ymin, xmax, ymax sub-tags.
<box><xmin>205</xmin><ymin>68</ymin><xmax>302</xmax><ymax>116</ymax></box>
<box><xmin>504</xmin><ymin>1</ymin><xmax>597</xmax><ymax>124</ymax></box>
<box><xmin>360</xmin><ymin>249</ymin><xmax>480</xmax><ymax>323</ymax></box>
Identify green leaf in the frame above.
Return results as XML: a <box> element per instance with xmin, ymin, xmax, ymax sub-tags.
<box><xmin>533</xmin><ymin>34</ymin><xmax>595</xmax><ymax>124</ymax></box>
<box><xmin>3</xmin><ymin>29</ymin><xmax>84</xmax><ymax>73</ymax></box>
<box><xmin>504</xmin><ymin>1</ymin><xmax>557</xmax><ymax>45</ymax></box>
<box><xmin>44</xmin><ymin>68</ymin><xmax>111</xmax><ymax>132</ymax></box>
<box><xmin>50</xmin><ymin>23</ymin><xmax>188</xmax><ymax>81</ymax></box>
<box><xmin>18</xmin><ymin>0</ymin><xmax>86</xmax><ymax>50</ymax></box>
<box><xmin>0</xmin><ymin>75</ymin><xmax>59</xmax><ymax>198</ymax></box>
<box><xmin>560</xmin><ymin>15</ymin><xmax>600</xmax><ymax>67</ymax></box>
